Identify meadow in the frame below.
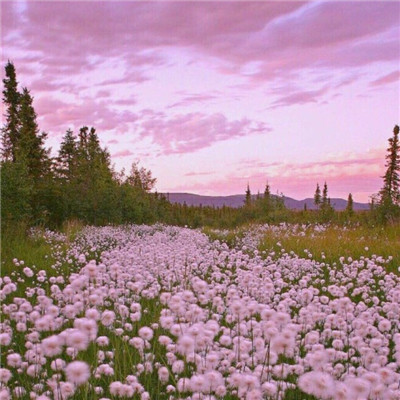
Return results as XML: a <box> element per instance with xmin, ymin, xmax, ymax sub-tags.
<box><xmin>1</xmin><ymin>222</ymin><xmax>400</xmax><ymax>400</ymax></box>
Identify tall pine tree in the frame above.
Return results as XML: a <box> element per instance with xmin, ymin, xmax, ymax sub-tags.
<box><xmin>18</xmin><ymin>87</ymin><xmax>50</xmax><ymax>180</ymax></box>
<box><xmin>314</xmin><ymin>183</ymin><xmax>321</xmax><ymax>208</ymax></box>
<box><xmin>245</xmin><ymin>184</ymin><xmax>252</xmax><ymax>207</ymax></box>
<box><xmin>1</xmin><ymin>61</ymin><xmax>20</xmax><ymax>161</ymax></box>
<box><xmin>346</xmin><ymin>193</ymin><xmax>354</xmax><ymax>216</ymax></box>
<box><xmin>322</xmin><ymin>182</ymin><xmax>328</xmax><ymax>208</ymax></box>
<box><xmin>380</xmin><ymin>125</ymin><xmax>400</xmax><ymax>206</ymax></box>
<box><xmin>57</xmin><ymin>129</ymin><xmax>77</xmax><ymax>181</ymax></box>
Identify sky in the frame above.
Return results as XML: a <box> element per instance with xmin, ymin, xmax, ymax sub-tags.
<box><xmin>1</xmin><ymin>1</ymin><xmax>399</xmax><ymax>202</ymax></box>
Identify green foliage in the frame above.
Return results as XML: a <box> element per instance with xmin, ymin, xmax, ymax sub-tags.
<box><xmin>126</xmin><ymin>161</ymin><xmax>157</xmax><ymax>191</ymax></box>
<box><xmin>346</xmin><ymin>193</ymin><xmax>354</xmax><ymax>216</ymax></box>
<box><xmin>313</xmin><ymin>183</ymin><xmax>321</xmax><ymax>207</ymax></box>
<box><xmin>377</xmin><ymin>125</ymin><xmax>400</xmax><ymax>222</ymax></box>
<box><xmin>244</xmin><ymin>183</ymin><xmax>252</xmax><ymax>207</ymax></box>
<box><xmin>0</xmin><ymin>161</ymin><xmax>33</xmax><ymax>223</ymax></box>
<box><xmin>1</xmin><ymin>61</ymin><xmax>20</xmax><ymax>162</ymax></box>
<box><xmin>319</xmin><ymin>182</ymin><xmax>334</xmax><ymax>222</ymax></box>
<box><xmin>1</xmin><ymin>222</ymin><xmax>57</xmax><ymax>276</ymax></box>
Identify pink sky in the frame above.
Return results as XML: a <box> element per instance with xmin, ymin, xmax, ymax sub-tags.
<box><xmin>1</xmin><ymin>1</ymin><xmax>399</xmax><ymax>201</ymax></box>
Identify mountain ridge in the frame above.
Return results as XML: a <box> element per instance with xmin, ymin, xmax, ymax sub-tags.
<box><xmin>162</xmin><ymin>192</ymin><xmax>370</xmax><ymax>211</ymax></box>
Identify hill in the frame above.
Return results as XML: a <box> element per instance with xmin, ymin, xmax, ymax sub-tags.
<box><xmin>163</xmin><ymin>193</ymin><xmax>370</xmax><ymax>211</ymax></box>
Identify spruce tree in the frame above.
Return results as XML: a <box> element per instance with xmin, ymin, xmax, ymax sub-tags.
<box><xmin>18</xmin><ymin>88</ymin><xmax>49</xmax><ymax>180</ymax></box>
<box><xmin>380</xmin><ymin>125</ymin><xmax>400</xmax><ymax>206</ymax></box>
<box><xmin>263</xmin><ymin>182</ymin><xmax>272</xmax><ymax>212</ymax></box>
<box><xmin>264</xmin><ymin>182</ymin><xmax>271</xmax><ymax>198</ymax></box>
<box><xmin>346</xmin><ymin>193</ymin><xmax>354</xmax><ymax>216</ymax></box>
<box><xmin>19</xmin><ymin>88</ymin><xmax>51</xmax><ymax>223</ymax></box>
<box><xmin>322</xmin><ymin>182</ymin><xmax>328</xmax><ymax>208</ymax></box>
<box><xmin>314</xmin><ymin>183</ymin><xmax>321</xmax><ymax>207</ymax></box>
<box><xmin>245</xmin><ymin>183</ymin><xmax>251</xmax><ymax>207</ymax></box>
<box><xmin>57</xmin><ymin>129</ymin><xmax>77</xmax><ymax>181</ymax></box>
<box><xmin>320</xmin><ymin>182</ymin><xmax>334</xmax><ymax>220</ymax></box>
<box><xmin>1</xmin><ymin>61</ymin><xmax>20</xmax><ymax>162</ymax></box>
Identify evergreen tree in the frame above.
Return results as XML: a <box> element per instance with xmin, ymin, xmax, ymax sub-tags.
<box><xmin>319</xmin><ymin>182</ymin><xmax>334</xmax><ymax>220</ymax></box>
<box><xmin>322</xmin><ymin>182</ymin><xmax>328</xmax><ymax>207</ymax></box>
<box><xmin>1</xmin><ymin>160</ymin><xmax>32</xmax><ymax>223</ymax></box>
<box><xmin>1</xmin><ymin>61</ymin><xmax>20</xmax><ymax>162</ymax></box>
<box><xmin>73</xmin><ymin>126</ymin><xmax>116</xmax><ymax>223</ymax></box>
<box><xmin>57</xmin><ymin>129</ymin><xmax>77</xmax><ymax>181</ymax></box>
<box><xmin>346</xmin><ymin>193</ymin><xmax>354</xmax><ymax>216</ymax></box>
<box><xmin>380</xmin><ymin>125</ymin><xmax>400</xmax><ymax>206</ymax></box>
<box><xmin>263</xmin><ymin>182</ymin><xmax>272</xmax><ymax>213</ymax></box>
<box><xmin>245</xmin><ymin>183</ymin><xmax>251</xmax><ymax>207</ymax></box>
<box><xmin>314</xmin><ymin>183</ymin><xmax>321</xmax><ymax>207</ymax></box>
<box><xmin>1</xmin><ymin>64</ymin><xmax>51</xmax><ymax>224</ymax></box>
<box><xmin>18</xmin><ymin>88</ymin><xmax>50</xmax><ymax>180</ymax></box>
<box><xmin>18</xmin><ymin>88</ymin><xmax>51</xmax><ymax>223</ymax></box>
<box><xmin>264</xmin><ymin>182</ymin><xmax>271</xmax><ymax>198</ymax></box>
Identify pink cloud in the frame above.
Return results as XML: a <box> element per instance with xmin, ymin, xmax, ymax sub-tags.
<box><xmin>173</xmin><ymin>148</ymin><xmax>386</xmax><ymax>201</ymax></box>
<box><xmin>137</xmin><ymin>111</ymin><xmax>270</xmax><ymax>154</ymax></box>
<box><xmin>184</xmin><ymin>171</ymin><xmax>214</xmax><ymax>177</ymax></box>
<box><xmin>97</xmin><ymin>89</ymin><xmax>111</xmax><ymax>98</ymax></box>
<box><xmin>114</xmin><ymin>98</ymin><xmax>137</xmax><ymax>106</ymax></box>
<box><xmin>1</xmin><ymin>1</ymin><xmax>397</xmax><ymax>134</ymax></box>
<box><xmin>175</xmin><ymin>166</ymin><xmax>383</xmax><ymax>203</ymax></box>
<box><xmin>113</xmin><ymin>149</ymin><xmax>134</xmax><ymax>158</ymax></box>
<box><xmin>167</xmin><ymin>93</ymin><xmax>219</xmax><ymax>109</ymax></box>
<box><xmin>269</xmin><ymin>87</ymin><xmax>328</xmax><ymax>109</ymax></box>
<box><xmin>370</xmin><ymin>70</ymin><xmax>400</xmax><ymax>87</ymax></box>
<box><xmin>34</xmin><ymin>96</ymin><xmax>137</xmax><ymax>135</ymax></box>
<box><xmin>4</xmin><ymin>2</ymin><xmax>397</xmax><ymax>88</ymax></box>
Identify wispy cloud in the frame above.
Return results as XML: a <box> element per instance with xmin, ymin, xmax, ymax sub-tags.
<box><xmin>370</xmin><ymin>70</ymin><xmax>400</xmax><ymax>87</ymax></box>
<box><xmin>137</xmin><ymin>111</ymin><xmax>270</xmax><ymax>154</ymax></box>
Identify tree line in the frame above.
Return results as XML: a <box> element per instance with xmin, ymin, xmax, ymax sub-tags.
<box><xmin>1</xmin><ymin>61</ymin><xmax>172</xmax><ymax>228</ymax></box>
<box><xmin>1</xmin><ymin>61</ymin><xmax>399</xmax><ymax>231</ymax></box>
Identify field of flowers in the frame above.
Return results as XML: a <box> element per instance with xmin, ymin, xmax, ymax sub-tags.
<box><xmin>1</xmin><ymin>224</ymin><xmax>400</xmax><ymax>400</ymax></box>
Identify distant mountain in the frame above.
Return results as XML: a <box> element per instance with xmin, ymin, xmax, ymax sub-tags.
<box><xmin>163</xmin><ymin>192</ymin><xmax>370</xmax><ymax>211</ymax></box>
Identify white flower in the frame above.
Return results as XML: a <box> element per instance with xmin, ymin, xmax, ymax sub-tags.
<box><xmin>65</xmin><ymin>361</ymin><xmax>90</xmax><ymax>385</ymax></box>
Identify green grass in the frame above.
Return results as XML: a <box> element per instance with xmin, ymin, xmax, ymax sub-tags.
<box><xmin>1</xmin><ymin>223</ymin><xmax>57</xmax><ymax>276</ymax></box>
<box><xmin>203</xmin><ymin>223</ymin><xmax>400</xmax><ymax>274</ymax></box>
<box><xmin>257</xmin><ymin>224</ymin><xmax>400</xmax><ymax>273</ymax></box>
<box><xmin>1</xmin><ymin>219</ymin><xmax>85</xmax><ymax>276</ymax></box>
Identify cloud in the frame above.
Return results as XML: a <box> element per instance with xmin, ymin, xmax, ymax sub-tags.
<box><xmin>168</xmin><ymin>93</ymin><xmax>219</xmax><ymax>109</ymax></box>
<box><xmin>114</xmin><ymin>98</ymin><xmax>137</xmax><ymax>106</ymax></box>
<box><xmin>2</xmin><ymin>1</ymin><xmax>398</xmax><ymax>136</ymax></box>
<box><xmin>4</xmin><ymin>2</ymin><xmax>397</xmax><ymax>87</ymax></box>
<box><xmin>34</xmin><ymin>96</ymin><xmax>137</xmax><ymax>135</ymax></box>
<box><xmin>137</xmin><ymin>111</ymin><xmax>270</xmax><ymax>154</ymax></box>
<box><xmin>174</xmin><ymin>153</ymin><xmax>385</xmax><ymax>202</ymax></box>
<box><xmin>370</xmin><ymin>70</ymin><xmax>400</xmax><ymax>87</ymax></box>
<box><xmin>184</xmin><ymin>171</ymin><xmax>214</xmax><ymax>177</ymax></box>
<box><xmin>173</xmin><ymin>147</ymin><xmax>386</xmax><ymax>199</ymax></box>
<box><xmin>113</xmin><ymin>149</ymin><xmax>134</xmax><ymax>158</ymax></box>
<box><xmin>269</xmin><ymin>87</ymin><xmax>328</xmax><ymax>109</ymax></box>
<box><xmin>235</xmin><ymin>148</ymin><xmax>385</xmax><ymax>177</ymax></box>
